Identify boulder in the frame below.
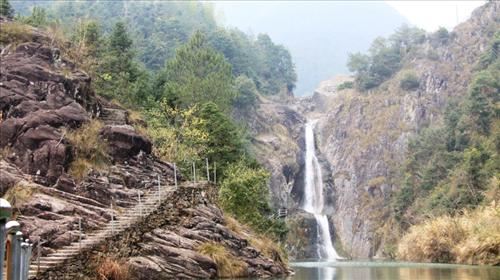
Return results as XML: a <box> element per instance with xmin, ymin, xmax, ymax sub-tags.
<box><xmin>100</xmin><ymin>125</ymin><xmax>152</xmax><ymax>160</ymax></box>
<box><xmin>0</xmin><ymin>40</ymin><xmax>99</xmax><ymax>185</ymax></box>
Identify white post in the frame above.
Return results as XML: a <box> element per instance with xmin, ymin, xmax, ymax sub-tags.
<box><xmin>13</xmin><ymin>231</ymin><xmax>22</xmax><ymax>280</ymax></box>
<box><xmin>174</xmin><ymin>163</ymin><xmax>178</xmax><ymax>188</ymax></box>
<box><xmin>0</xmin><ymin>220</ymin><xmax>6</xmax><ymax>279</ymax></box>
<box><xmin>193</xmin><ymin>162</ymin><xmax>196</xmax><ymax>183</ymax></box>
<box><xmin>206</xmin><ymin>158</ymin><xmax>210</xmax><ymax>182</ymax></box>
<box><xmin>22</xmin><ymin>240</ymin><xmax>32</xmax><ymax>280</ymax></box>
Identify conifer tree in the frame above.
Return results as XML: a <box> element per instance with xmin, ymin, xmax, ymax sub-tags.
<box><xmin>0</xmin><ymin>0</ymin><xmax>14</xmax><ymax>18</ymax></box>
<box><xmin>160</xmin><ymin>31</ymin><xmax>236</xmax><ymax>113</ymax></box>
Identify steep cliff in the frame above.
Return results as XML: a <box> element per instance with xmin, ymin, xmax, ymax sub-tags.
<box><xmin>250</xmin><ymin>1</ymin><xmax>499</xmax><ymax>260</ymax></box>
<box><xmin>0</xmin><ymin>18</ymin><xmax>288</xmax><ymax>278</ymax></box>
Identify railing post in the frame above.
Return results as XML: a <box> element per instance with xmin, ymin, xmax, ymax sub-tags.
<box><xmin>19</xmin><ymin>240</ymin><xmax>24</xmax><ymax>280</ymax></box>
<box><xmin>13</xmin><ymin>231</ymin><xmax>22</xmax><ymax>280</ymax></box>
<box><xmin>20</xmin><ymin>239</ymin><xmax>31</xmax><ymax>280</ymax></box>
<box><xmin>193</xmin><ymin>162</ymin><xmax>196</xmax><ymax>183</ymax></box>
<box><xmin>0</xmin><ymin>199</ymin><xmax>11</xmax><ymax>280</ymax></box>
<box><xmin>174</xmin><ymin>163</ymin><xmax>178</xmax><ymax>188</ymax></box>
<box><xmin>0</xmin><ymin>224</ymin><xmax>5</xmax><ymax>280</ymax></box>
<box><xmin>206</xmin><ymin>158</ymin><xmax>210</xmax><ymax>182</ymax></box>
<box><xmin>23</xmin><ymin>240</ymin><xmax>32</xmax><ymax>280</ymax></box>
<box><xmin>78</xmin><ymin>217</ymin><xmax>82</xmax><ymax>250</ymax></box>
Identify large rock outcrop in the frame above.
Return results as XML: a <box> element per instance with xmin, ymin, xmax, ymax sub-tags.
<box><xmin>35</xmin><ymin>185</ymin><xmax>288</xmax><ymax>279</ymax></box>
<box><xmin>1</xmin><ymin>18</ymin><xmax>288</xmax><ymax>279</ymax></box>
<box><xmin>0</xmin><ymin>41</ymin><xmax>99</xmax><ymax>184</ymax></box>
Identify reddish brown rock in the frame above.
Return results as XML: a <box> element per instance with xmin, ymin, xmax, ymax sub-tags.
<box><xmin>0</xmin><ymin>40</ymin><xmax>99</xmax><ymax>184</ymax></box>
<box><xmin>100</xmin><ymin>125</ymin><xmax>152</xmax><ymax>160</ymax></box>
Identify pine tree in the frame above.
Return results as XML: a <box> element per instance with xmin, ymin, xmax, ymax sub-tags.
<box><xmin>109</xmin><ymin>22</ymin><xmax>133</xmax><ymax>53</ymax></box>
<box><xmin>95</xmin><ymin>21</ymin><xmax>148</xmax><ymax>105</ymax></box>
<box><xmin>160</xmin><ymin>31</ymin><xmax>236</xmax><ymax>112</ymax></box>
<box><xmin>0</xmin><ymin>0</ymin><xmax>14</xmax><ymax>18</ymax></box>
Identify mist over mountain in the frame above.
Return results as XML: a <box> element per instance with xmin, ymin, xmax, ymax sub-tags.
<box><xmin>215</xmin><ymin>1</ymin><xmax>408</xmax><ymax>96</ymax></box>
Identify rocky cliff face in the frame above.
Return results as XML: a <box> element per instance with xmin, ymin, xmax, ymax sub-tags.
<box><xmin>34</xmin><ymin>185</ymin><xmax>287</xmax><ymax>280</ymax></box>
<box><xmin>0</xmin><ymin>18</ymin><xmax>288</xmax><ymax>278</ymax></box>
<box><xmin>250</xmin><ymin>2</ymin><xmax>499</xmax><ymax>259</ymax></box>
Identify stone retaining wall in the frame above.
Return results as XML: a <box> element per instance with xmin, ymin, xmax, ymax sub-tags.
<box><xmin>34</xmin><ymin>183</ymin><xmax>217</xmax><ymax>280</ymax></box>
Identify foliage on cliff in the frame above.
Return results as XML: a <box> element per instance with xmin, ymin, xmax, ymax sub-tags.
<box><xmin>347</xmin><ymin>24</ymin><xmax>425</xmax><ymax>90</ymax></box>
<box><xmin>219</xmin><ymin>160</ymin><xmax>287</xmax><ymax>238</ymax></box>
<box><xmin>7</xmin><ymin>0</ymin><xmax>288</xmax><ymax>241</ymax></box>
<box><xmin>393</xmin><ymin>31</ymin><xmax>500</xmax><ymax>264</ymax></box>
<box><xmin>394</xmin><ymin>32</ymin><xmax>500</xmax><ymax>221</ymax></box>
<box><xmin>13</xmin><ymin>0</ymin><xmax>296</xmax><ymax>98</ymax></box>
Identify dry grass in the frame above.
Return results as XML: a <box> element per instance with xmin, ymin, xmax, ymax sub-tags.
<box><xmin>249</xmin><ymin>234</ymin><xmax>286</xmax><ymax>264</ymax></box>
<box><xmin>225</xmin><ymin>215</ymin><xmax>246</xmax><ymax>235</ymax></box>
<box><xmin>398</xmin><ymin>203</ymin><xmax>500</xmax><ymax>265</ymax></box>
<box><xmin>225</xmin><ymin>216</ymin><xmax>287</xmax><ymax>264</ymax></box>
<box><xmin>367</xmin><ymin>176</ymin><xmax>386</xmax><ymax>187</ymax></box>
<box><xmin>66</xmin><ymin>120</ymin><xmax>109</xmax><ymax>180</ymax></box>
<box><xmin>0</xmin><ymin>146</ymin><xmax>12</xmax><ymax>160</ymax></box>
<box><xmin>128</xmin><ymin>110</ymin><xmax>149</xmax><ymax>137</ymax></box>
<box><xmin>96</xmin><ymin>258</ymin><xmax>130</xmax><ymax>280</ymax></box>
<box><xmin>197</xmin><ymin>242</ymin><xmax>248</xmax><ymax>278</ymax></box>
<box><xmin>3</xmin><ymin>181</ymin><xmax>38</xmax><ymax>209</ymax></box>
<box><xmin>0</xmin><ymin>22</ymin><xmax>34</xmax><ymax>45</ymax></box>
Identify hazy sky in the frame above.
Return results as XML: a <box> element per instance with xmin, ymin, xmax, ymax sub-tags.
<box><xmin>212</xmin><ymin>1</ymin><xmax>487</xmax><ymax>95</ymax></box>
<box><xmin>386</xmin><ymin>1</ymin><xmax>486</xmax><ymax>31</ymax></box>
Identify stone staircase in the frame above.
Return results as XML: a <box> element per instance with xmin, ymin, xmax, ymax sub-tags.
<box><xmin>28</xmin><ymin>186</ymin><xmax>175</xmax><ymax>279</ymax></box>
<box><xmin>99</xmin><ymin>107</ymin><xmax>128</xmax><ymax>125</ymax></box>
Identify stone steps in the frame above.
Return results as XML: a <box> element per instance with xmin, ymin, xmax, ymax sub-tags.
<box><xmin>28</xmin><ymin>186</ymin><xmax>176</xmax><ymax>279</ymax></box>
<box><xmin>99</xmin><ymin>107</ymin><xmax>128</xmax><ymax>125</ymax></box>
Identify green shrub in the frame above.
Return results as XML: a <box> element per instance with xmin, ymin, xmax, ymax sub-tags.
<box><xmin>435</xmin><ymin>27</ymin><xmax>449</xmax><ymax>44</ymax></box>
<box><xmin>0</xmin><ymin>22</ymin><xmax>33</xmax><ymax>45</ymax></box>
<box><xmin>336</xmin><ymin>81</ymin><xmax>354</xmax><ymax>91</ymax></box>
<box><xmin>400</xmin><ymin>71</ymin><xmax>420</xmax><ymax>91</ymax></box>
<box><xmin>219</xmin><ymin>159</ymin><xmax>287</xmax><ymax>239</ymax></box>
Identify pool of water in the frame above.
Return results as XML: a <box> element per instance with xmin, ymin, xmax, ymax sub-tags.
<box><xmin>285</xmin><ymin>260</ymin><xmax>500</xmax><ymax>280</ymax></box>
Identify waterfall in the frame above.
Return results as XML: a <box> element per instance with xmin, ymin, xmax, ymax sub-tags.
<box><xmin>303</xmin><ymin>120</ymin><xmax>340</xmax><ymax>260</ymax></box>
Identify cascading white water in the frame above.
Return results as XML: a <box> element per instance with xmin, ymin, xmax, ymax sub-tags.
<box><xmin>303</xmin><ymin>120</ymin><xmax>340</xmax><ymax>260</ymax></box>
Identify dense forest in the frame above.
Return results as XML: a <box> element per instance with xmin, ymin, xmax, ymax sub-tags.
<box><xmin>2</xmin><ymin>0</ymin><xmax>295</xmax><ymax>239</ymax></box>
